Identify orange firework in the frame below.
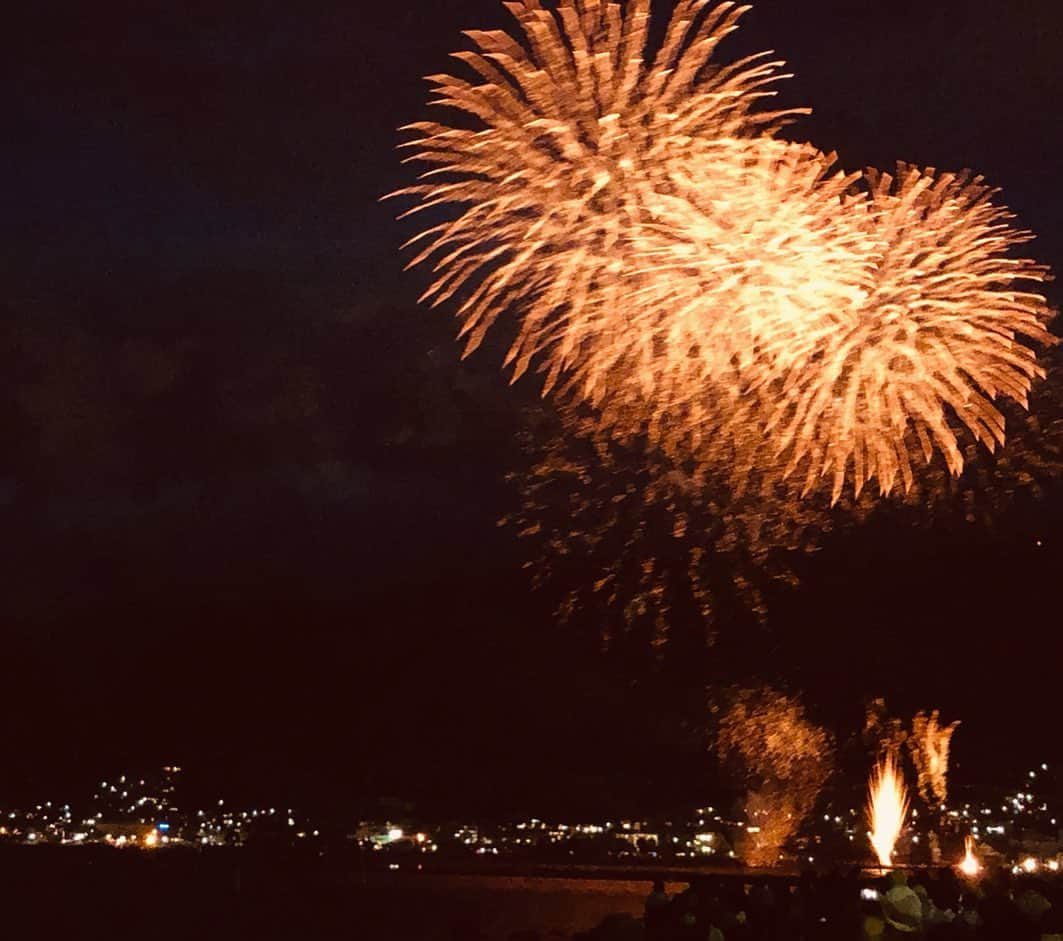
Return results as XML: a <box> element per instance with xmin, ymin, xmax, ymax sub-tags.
<box><xmin>503</xmin><ymin>403</ymin><xmax>849</xmax><ymax>651</ymax></box>
<box><xmin>388</xmin><ymin>0</ymin><xmax>814</xmax><ymax>395</ymax></box>
<box><xmin>959</xmin><ymin>835</ymin><xmax>981</xmax><ymax>878</ymax></box>
<box><xmin>621</xmin><ymin>137</ymin><xmax>870</xmax><ymax>417</ymax></box>
<box><xmin>909</xmin><ymin>710</ymin><xmax>960</xmax><ymax>807</ymax></box>
<box><xmin>717</xmin><ymin>687</ymin><xmax>834</xmax><ymax>868</ymax></box>
<box><xmin>746</xmin><ymin>166</ymin><xmax>1054</xmax><ymax>503</ymax></box>
<box><xmin>394</xmin><ymin>0</ymin><xmax>1055</xmax><ymax>505</ymax></box>
<box><xmin>868</xmin><ymin>753</ymin><xmax>909</xmax><ymax>869</ymax></box>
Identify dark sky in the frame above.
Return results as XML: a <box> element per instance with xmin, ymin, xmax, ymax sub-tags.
<box><xmin>1</xmin><ymin>0</ymin><xmax>1062</xmax><ymax>818</ymax></box>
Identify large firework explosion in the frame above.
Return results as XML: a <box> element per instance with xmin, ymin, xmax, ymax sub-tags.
<box><xmin>742</xmin><ymin>166</ymin><xmax>1054</xmax><ymax>503</ymax></box>
<box><xmin>393</xmin><ymin>0</ymin><xmax>1055</xmax><ymax>502</ymax></box>
<box><xmin>389</xmin><ymin>0</ymin><xmax>824</xmax><ymax>389</ymax></box>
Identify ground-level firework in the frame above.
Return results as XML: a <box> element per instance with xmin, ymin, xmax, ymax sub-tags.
<box><xmin>868</xmin><ymin>754</ymin><xmax>909</xmax><ymax>869</ymax></box>
<box><xmin>909</xmin><ymin>710</ymin><xmax>960</xmax><ymax>808</ymax></box>
<box><xmin>716</xmin><ymin>687</ymin><xmax>833</xmax><ymax>868</ymax></box>
<box><xmin>959</xmin><ymin>835</ymin><xmax>982</xmax><ymax>878</ymax></box>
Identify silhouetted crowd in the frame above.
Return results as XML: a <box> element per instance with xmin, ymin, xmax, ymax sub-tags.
<box><xmin>574</xmin><ymin>868</ymin><xmax>1063</xmax><ymax>940</ymax></box>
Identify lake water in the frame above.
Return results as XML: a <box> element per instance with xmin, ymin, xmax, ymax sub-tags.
<box><xmin>0</xmin><ymin>848</ymin><xmax>681</xmax><ymax>939</ymax></box>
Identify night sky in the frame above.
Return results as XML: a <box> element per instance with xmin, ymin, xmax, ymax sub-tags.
<box><xmin>2</xmin><ymin>0</ymin><xmax>1062</xmax><ymax>818</ymax></box>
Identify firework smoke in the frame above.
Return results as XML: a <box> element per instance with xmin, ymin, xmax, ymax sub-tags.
<box><xmin>717</xmin><ymin>686</ymin><xmax>834</xmax><ymax>868</ymax></box>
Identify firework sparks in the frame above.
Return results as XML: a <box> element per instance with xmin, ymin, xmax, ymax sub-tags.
<box><xmin>717</xmin><ymin>687</ymin><xmax>834</xmax><ymax>868</ymax></box>
<box><xmin>504</xmin><ymin>372</ymin><xmax>1063</xmax><ymax>653</ymax></box>
<box><xmin>959</xmin><ymin>835</ymin><xmax>981</xmax><ymax>878</ymax></box>
<box><xmin>502</xmin><ymin>404</ymin><xmax>840</xmax><ymax>652</ymax></box>
<box><xmin>746</xmin><ymin>167</ymin><xmax>1054</xmax><ymax>502</ymax></box>
<box><xmin>909</xmin><ymin>710</ymin><xmax>960</xmax><ymax>807</ymax></box>
<box><xmin>868</xmin><ymin>753</ymin><xmax>909</xmax><ymax>869</ymax></box>
<box><xmin>394</xmin><ymin>0</ymin><xmax>1055</xmax><ymax>504</ymax></box>
<box><xmin>389</xmin><ymin>0</ymin><xmax>817</xmax><ymax>393</ymax></box>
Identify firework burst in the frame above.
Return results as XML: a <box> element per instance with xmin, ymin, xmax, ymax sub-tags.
<box><xmin>394</xmin><ymin>0</ymin><xmax>1055</xmax><ymax>504</ymax></box>
<box><xmin>745</xmin><ymin>166</ymin><xmax>1054</xmax><ymax>502</ymax></box>
<box><xmin>389</xmin><ymin>0</ymin><xmax>812</xmax><ymax>396</ymax></box>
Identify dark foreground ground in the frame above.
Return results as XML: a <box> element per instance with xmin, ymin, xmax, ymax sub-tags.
<box><xmin>0</xmin><ymin>847</ymin><xmax>676</xmax><ymax>939</ymax></box>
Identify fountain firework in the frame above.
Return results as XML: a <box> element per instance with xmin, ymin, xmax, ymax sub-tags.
<box><xmin>868</xmin><ymin>753</ymin><xmax>909</xmax><ymax>868</ymax></box>
<box><xmin>959</xmin><ymin>835</ymin><xmax>981</xmax><ymax>878</ymax></box>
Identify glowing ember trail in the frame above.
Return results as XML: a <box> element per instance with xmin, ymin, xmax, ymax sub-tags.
<box><xmin>867</xmin><ymin>754</ymin><xmax>908</xmax><ymax>868</ymax></box>
<box><xmin>959</xmin><ymin>835</ymin><xmax>981</xmax><ymax>877</ymax></box>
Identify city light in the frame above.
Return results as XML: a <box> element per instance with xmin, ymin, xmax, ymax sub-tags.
<box><xmin>0</xmin><ymin>757</ymin><xmax>1057</xmax><ymax>878</ymax></box>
